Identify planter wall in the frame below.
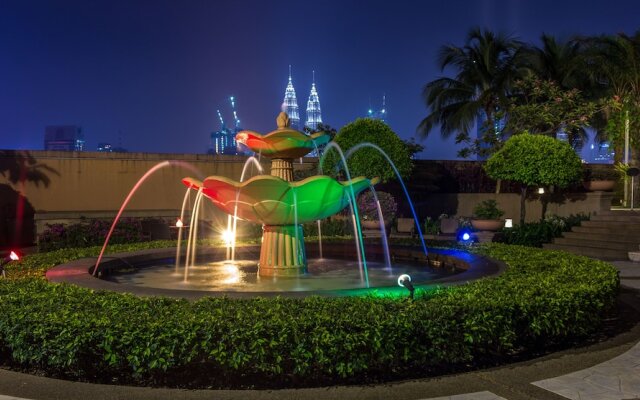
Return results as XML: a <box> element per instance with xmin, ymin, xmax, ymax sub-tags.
<box><xmin>471</xmin><ymin>219</ymin><xmax>504</xmax><ymax>231</ymax></box>
<box><xmin>421</xmin><ymin>192</ymin><xmax>614</xmax><ymax>224</ymax></box>
<box><xmin>583</xmin><ymin>180</ymin><xmax>616</xmax><ymax>192</ymax></box>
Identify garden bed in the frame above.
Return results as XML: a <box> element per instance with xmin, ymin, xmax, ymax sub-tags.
<box><xmin>0</xmin><ymin>241</ymin><xmax>619</xmax><ymax>388</ymax></box>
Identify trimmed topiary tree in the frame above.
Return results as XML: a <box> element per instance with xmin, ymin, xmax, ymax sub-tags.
<box><xmin>322</xmin><ymin>118</ymin><xmax>413</xmax><ymax>183</ymax></box>
<box><xmin>485</xmin><ymin>133</ymin><xmax>582</xmax><ymax>223</ymax></box>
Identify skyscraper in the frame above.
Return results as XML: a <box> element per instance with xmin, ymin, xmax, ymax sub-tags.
<box><xmin>44</xmin><ymin>125</ymin><xmax>84</xmax><ymax>151</ymax></box>
<box><xmin>282</xmin><ymin>65</ymin><xmax>300</xmax><ymax>128</ymax></box>
<box><xmin>305</xmin><ymin>71</ymin><xmax>322</xmax><ymax>130</ymax></box>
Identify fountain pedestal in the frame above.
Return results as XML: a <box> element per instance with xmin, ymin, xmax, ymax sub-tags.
<box><xmin>259</xmin><ymin>224</ymin><xmax>306</xmax><ymax>276</ymax></box>
<box><xmin>262</xmin><ymin>157</ymin><xmax>305</xmax><ymax>276</ymax></box>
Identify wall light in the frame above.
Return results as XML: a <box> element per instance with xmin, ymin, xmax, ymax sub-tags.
<box><xmin>537</xmin><ymin>187</ymin><xmax>545</xmax><ymax>194</ymax></box>
<box><xmin>504</xmin><ymin>218</ymin><xmax>513</xmax><ymax>228</ymax></box>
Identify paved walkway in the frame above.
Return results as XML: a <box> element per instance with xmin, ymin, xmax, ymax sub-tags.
<box><xmin>1</xmin><ymin>261</ymin><xmax>639</xmax><ymax>400</ymax></box>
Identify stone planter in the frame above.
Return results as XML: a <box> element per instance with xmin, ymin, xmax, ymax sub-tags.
<box><xmin>361</xmin><ymin>220</ymin><xmax>392</xmax><ymax>236</ymax></box>
<box><xmin>361</xmin><ymin>220</ymin><xmax>382</xmax><ymax>230</ymax></box>
<box><xmin>470</xmin><ymin>219</ymin><xmax>504</xmax><ymax>231</ymax></box>
<box><xmin>583</xmin><ymin>180</ymin><xmax>616</xmax><ymax>192</ymax></box>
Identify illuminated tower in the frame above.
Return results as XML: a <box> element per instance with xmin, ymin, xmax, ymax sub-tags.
<box><xmin>305</xmin><ymin>71</ymin><xmax>322</xmax><ymax>130</ymax></box>
<box><xmin>282</xmin><ymin>65</ymin><xmax>300</xmax><ymax>128</ymax></box>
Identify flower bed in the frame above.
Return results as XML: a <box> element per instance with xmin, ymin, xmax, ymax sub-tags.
<box><xmin>0</xmin><ymin>242</ymin><xmax>619</xmax><ymax>388</ymax></box>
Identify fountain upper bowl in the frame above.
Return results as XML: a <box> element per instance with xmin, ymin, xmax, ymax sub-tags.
<box><xmin>182</xmin><ymin>174</ymin><xmax>378</xmax><ymax>225</ymax></box>
<box><xmin>235</xmin><ymin>129</ymin><xmax>331</xmax><ymax>159</ymax></box>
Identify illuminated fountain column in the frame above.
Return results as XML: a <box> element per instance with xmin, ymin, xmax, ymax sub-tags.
<box><xmin>259</xmin><ymin>112</ymin><xmax>305</xmax><ymax>276</ymax></box>
<box><xmin>270</xmin><ymin>158</ymin><xmax>294</xmax><ymax>181</ymax></box>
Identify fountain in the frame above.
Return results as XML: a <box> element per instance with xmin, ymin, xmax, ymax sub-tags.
<box><xmin>52</xmin><ymin>113</ymin><xmax>502</xmax><ymax>296</ymax></box>
<box><xmin>181</xmin><ymin>112</ymin><xmax>378</xmax><ymax>277</ymax></box>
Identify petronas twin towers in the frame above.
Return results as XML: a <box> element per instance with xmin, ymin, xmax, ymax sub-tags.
<box><xmin>282</xmin><ymin>66</ymin><xmax>322</xmax><ymax>130</ymax></box>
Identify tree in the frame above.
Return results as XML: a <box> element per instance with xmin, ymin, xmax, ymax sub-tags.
<box><xmin>584</xmin><ymin>31</ymin><xmax>640</xmax><ymax>206</ymax></box>
<box><xmin>586</xmin><ymin>31</ymin><xmax>640</xmax><ymax>162</ymax></box>
<box><xmin>303</xmin><ymin>123</ymin><xmax>338</xmax><ymax>141</ymax></box>
<box><xmin>418</xmin><ymin>28</ymin><xmax>525</xmax><ymax>158</ymax></box>
<box><xmin>505</xmin><ymin>76</ymin><xmax>598</xmax><ymax>148</ymax></box>
<box><xmin>322</xmin><ymin>118</ymin><xmax>413</xmax><ymax>183</ymax></box>
<box><xmin>523</xmin><ymin>34</ymin><xmax>590</xmax><ymax>92</ymax></box>
<box><xmin>484</xmin><ymin>133</ymin><xmax>582</xmax><ymax>224</ymax></box>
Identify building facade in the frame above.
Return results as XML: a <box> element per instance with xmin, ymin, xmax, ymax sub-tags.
<box><xmin>44</xmin><ymin>125</ymin><xmax>84</xmax><ymax>151</ymax></box>
<box><xmin>305</xmin><ymin>71</ymin><xmax>322</xmax><ymax>130</ymax></box>
<box><xmin>282</xmin><ymin>66</ymin><xmax>301</xmax><ymax>129</ymax></box>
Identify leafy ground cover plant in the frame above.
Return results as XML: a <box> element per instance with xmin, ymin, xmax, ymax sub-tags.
<box><xmin>494</xmin><ymin>213</ymin><xmax>589</xmax><ymax>247</ymax></box>
<box><xmin>0</xmin><ymin>240</ymin><xmax>617</xmax><ymax>388</ymax></box>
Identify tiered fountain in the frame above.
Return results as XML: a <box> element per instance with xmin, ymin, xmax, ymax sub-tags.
<box><xmin>182</xmin><ymin>112</ymin><xmax>377</xmax><ymax>277</ymax></box>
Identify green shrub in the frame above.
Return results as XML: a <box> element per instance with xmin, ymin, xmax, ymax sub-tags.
<box><xmin>38</xmin><ymin>218</ymin><xmax>154</xmax><ymax>252</ymax></box>
<box><xmin>356</xmin><ymin>191</ymin><xmax>398</xmax><ymax>221</ymax></box>
<box><xmin>0</xmin><ymin>241</ymin><xmax>618</xmax><ymax>388</ymax></box>
<box><xmin>472</xmin><ymin>199</ymin><xmax>505</xmax><ymax>219</ymax></box>
<box><xmin>494</xmin><ymin>214</ymin><xmax>589</xmax><ymax>247</ymax></box>
<box><xmin>303</xmin><ymin>218</ymin><xmax>354</xmax><ymax>237</ymax></box>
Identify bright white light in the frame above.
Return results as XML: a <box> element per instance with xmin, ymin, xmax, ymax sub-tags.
<box><xmin>9</xmin><ymin>251</ymin><xmax>19</xmax><ymax>261</ymax></box>
<box><xmin>222</xmin><ymin>229</ymin><xmax>234</xmax><ymax>246</ymax></box>
<box><xmin>538</xmin><ymin>187</ymin><xmax>545</xmax><ymax>194</ymax></box>
<box><xmin>504</xmin><ymin>219</ymin><xmax>513</xmax><ymax>228</ymax></box>
<box><xmin>222</xmin><ymin>263</ymin><xmax>241</xmax><ymax>284</ymax></box>
<box><xmin>397</xmin><ymin>274</ymin><xmax>411</xmax><ymax>287</ymax></box>
<box><xmin>462</xmin><ymin>233</ymin><xmax>471</xmax><ymax>241</ymax></box>
<box><xmin>175</xmin><ymin>218</ymin><xmax>184</xmax><ymax>228</ymax></box>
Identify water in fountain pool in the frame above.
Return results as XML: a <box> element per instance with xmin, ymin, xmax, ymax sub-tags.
<box><xmin>107</xmin><ymin>257</ymin><xmax>460</xmax><ymax>292</ymax></box>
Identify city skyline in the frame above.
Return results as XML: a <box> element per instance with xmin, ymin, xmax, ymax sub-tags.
<box><xmin>1</xmin><ymin>0</ymin><xmax>639</xmax><ymax>159</ymax></box>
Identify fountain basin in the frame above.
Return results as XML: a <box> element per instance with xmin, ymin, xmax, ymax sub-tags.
<box><xmin>47</xmin><ymin>243</ymin><xmax>504</xmax><ymax>299</ymax></box>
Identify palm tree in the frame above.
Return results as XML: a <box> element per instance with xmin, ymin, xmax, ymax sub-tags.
<box><xmin>418</xmin><ymin>28</ymin><xmax>525</xmax><ymax>157</ymax></box>
<box><xmin>588</xmin><ymin>31</ymin><xmax>640</xmax><ymax>158</ymax></box>
<box><xmin>523</xmin><ymin>34</ymin><xmax>586</xmax><ymax>90</ymax></box>
<box><xmin>583</xmin><ymin>31</ymin><xmax>640</xmax><ymax>206</ymax></box>
<box><xmin>515</xmin><ymin>34</ymin><xmax>600</xmax><ymax>149</ymax></box>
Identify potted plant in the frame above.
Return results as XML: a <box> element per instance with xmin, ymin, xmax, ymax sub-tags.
<box><xmin>423</xmin><ymin>216</ymin><xmax>440</xmax><ymax>236</ymax></box>
<box><xmin>471</xmin><ymin>199</ymin><xmax>505</xmax><ymax>231</ymax></box>
<box><xmin>583</xmin><ymin>166</ymin><xmax>617</xmax><ymax>191</ymax></box>
<box><xmin>357</xmin><ymin>191</ymin><xmax>397</xmax><ymax>231</ymax></box>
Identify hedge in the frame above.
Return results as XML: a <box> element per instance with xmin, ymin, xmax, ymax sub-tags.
<box><xmin>0</xmin><ymin>242</ymin><xmax>619</xmax><ymax>388</ymax></box>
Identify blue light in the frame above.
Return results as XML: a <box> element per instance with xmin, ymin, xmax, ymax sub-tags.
<box><xmin>457</xmin><ymin>230</ymin><xmax>473</xmax><ymax>243</ymax></box>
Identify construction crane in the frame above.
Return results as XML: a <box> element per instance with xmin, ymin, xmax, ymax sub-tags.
<box><xmin>216</xmin><ymin>109</ymin><xmax>226</xmax><ymax>130</ymax></box>
<box><xmin>229</xmin><ymin>96</ymin><xmax>241</xmax><ymax>130</ymax></box>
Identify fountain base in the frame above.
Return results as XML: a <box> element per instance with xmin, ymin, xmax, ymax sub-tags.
<box><xmin>259</xmin><ymin>224</ymin><xmax>307</xmax><ymax>276</ymax></box>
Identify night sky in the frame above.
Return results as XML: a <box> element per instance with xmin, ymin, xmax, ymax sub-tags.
<box><xmin>1</xmin><ymin>0</ymin><xmax>639</xmax><ymax>159</ymax></box>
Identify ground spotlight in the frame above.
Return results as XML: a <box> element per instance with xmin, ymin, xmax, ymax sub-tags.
<box><xmin>0</xmin><ymin>251</ymin><xmax>20</xmax><ymax>278</ymax></box>
<box><xmin>457</xmin><ymin>230</ymin><xmax>474</xmax><ymax>244</ymax></box>
<box><xmin>397</xmin><ymin>274</ymin><xmax>415</xmax><ymax>299</ymax></box>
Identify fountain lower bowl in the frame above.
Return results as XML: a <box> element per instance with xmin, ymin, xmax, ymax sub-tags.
<box><xmin>46</xmin><ymin>243</ymin><xmax>504</xmax><ymax>299</ymax></box>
